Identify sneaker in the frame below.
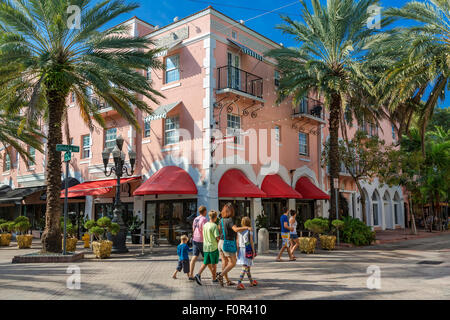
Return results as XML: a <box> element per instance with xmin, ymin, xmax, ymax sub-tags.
<box><xmin>188</xmin><ymin>277</ymin><xmax>195</xmax><ymax>281</ymax></box>
<box><xmin>237</xmin><ymin>283</ymin><xmax>245</xmax><ymax>290</ymax></box>
<box><xmin>194</xmin><ymin>274</ymin><xmax>202</xmax><ymax>286</ymax></box>
<box><xmin>250</xmin><ymin>280</ymin><xmax>258</xmax><ymax>287</ymax></box>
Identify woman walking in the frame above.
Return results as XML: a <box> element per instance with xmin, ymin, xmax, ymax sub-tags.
<box><xmin>217</xmin><ymin>203</ymin><xmax>251</xmax><ymax>287</ymax></box>
<box><xmin>289</xmin><ymin>210</ymin><xmax>300</xmax><ymax>259</ymax></box>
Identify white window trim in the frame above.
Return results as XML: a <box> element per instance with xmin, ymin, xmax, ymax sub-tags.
<box><xmin>165</xmin><ymin>54</ymin><xmax>180</xmax><ymax>84</ymax></box>
<box><xmin>298</xmin><ymin>132</ymin><xmax>309</xmax><ymax>156</ymax></box>
<box><xmin>164</xmin><ymin>116</ymin><xmax>180</xmax><ymax>146</ymax></box>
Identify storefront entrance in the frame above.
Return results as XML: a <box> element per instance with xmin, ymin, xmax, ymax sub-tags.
<box><xmin>296</xmin><ymin>200</ymin><xmax>315</xmax><ymax>230</ymax></box>
<box><xmin>145</xmin><ymin>199</ymin><xmax>197</xmax><ymax>245</ymax></box>
<box><xmin>219</xmin><ymin>200</ymin><xmax>250</xmax><ymax>226</ymax></box>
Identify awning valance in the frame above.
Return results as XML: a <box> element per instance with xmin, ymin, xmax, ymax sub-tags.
<box><xmin>261</xmin><ymin>174</ymin><xmax>302</xmax><ymax>199</ymax></box>
<box><xmin>133</xmin><ymin>166</ymin><xmax>197</xmax><ymax>196</ymax></box>
<box><xmin>295</xmin><ymin>177</ymin><xmax>330</xmax><ymax>200</ymax></box>
<box><xmin>62</xmin><ymin>177</ymin><xmax>140</xmax><ymax>198</ymax></box>
<box><xmin>144</xmin><ymin>101</ymin><xmax>181</xmax><ymax>122</ymax></box>
<box><xmin>227</xmin><ymin>39</ymin><xmax>264</xmax><ymax>61</ymax></box>
<box><xmin>0</xmin><ymin>186</ymin><xmax>45</xmax><ymax>204</ymax></box>
<box><xmin>219</xmin><ymin>169</ymin><xmax>266</xmax><ymax>198</ymax></box>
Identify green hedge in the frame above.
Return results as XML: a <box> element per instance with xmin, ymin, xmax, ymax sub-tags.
<box><xmin>342</xmin><ymin>216</ymin><xmax>375</xmax><ymax>246</ymax></box>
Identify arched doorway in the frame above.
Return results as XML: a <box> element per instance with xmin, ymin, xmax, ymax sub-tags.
<box><xmin>372</xmin><ymin>190</ymin><xmax>381</xmax><ymax>227</ymax></box>
<box><xmin>383</xmin><ymin>191</ymin><xmax>393</xmax><ymax>229</ymax></box>
<box><xmin>393</xmin><ymin>192</ymin><xmax>401</xmax><ymax>227</ymax></box>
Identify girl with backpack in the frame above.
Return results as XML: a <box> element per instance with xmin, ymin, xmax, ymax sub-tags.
<box><xmin>236</xmin><ymin>216</ymin><xmax>258</xmax><ymax>290</ymax></box>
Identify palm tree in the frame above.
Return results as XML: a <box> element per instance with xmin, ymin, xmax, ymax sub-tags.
<box><xmin>376</xmin><ymin>0</ymin><xmax>450</xmax><ymax>154</ymax></box>
<box><xmin>0</xmin><ymin>0</ymin><xmax>164</xmax><ymax>253</ymax></box>
<box><xmin>267</xmin><ymin>0</ymin><xmax>388</xmax><ymax>219</ymax></box>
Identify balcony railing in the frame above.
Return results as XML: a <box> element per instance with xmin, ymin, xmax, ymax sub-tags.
<box><xmin>217</xmin><ymin>65</ymin><xmax>263</xmax><ymax>99</ymax></box>
<box><xmin>292</xmin><ymin>98</ymin><xmax>324</xmax><ymax>120</ymax></box>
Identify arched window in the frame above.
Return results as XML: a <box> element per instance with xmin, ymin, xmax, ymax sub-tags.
<box><xmin>393</xmin><ymin>192</ymin><xmax>400</xmax><ymax>225</ymax></box>
<box><xmin>372</xmin><ymin>191</ymin><xmax>379</xmax><ymax>226</ymax></box>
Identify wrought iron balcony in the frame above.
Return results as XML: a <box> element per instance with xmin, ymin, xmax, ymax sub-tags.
<box><xmin>217</xmin><ymin>65</ymin><xmax>263</xmax><ymax>99</ymax></box>
<box><xmin>292</xmin><ymin>97</ymin><xmax>325</xmax><ymax>122</ymax></box>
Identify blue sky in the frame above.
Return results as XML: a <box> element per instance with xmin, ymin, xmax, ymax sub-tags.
<box><xmin>104</xmin><ymin>0</ymin><xmax>448</xmax><ymax>108</ymax></box>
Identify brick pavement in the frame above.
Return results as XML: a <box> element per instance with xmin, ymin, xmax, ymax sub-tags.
<box><xmin>0</xmin><ymin>233</ymin><xmax>449</xmax><ymax>300</ymax></box>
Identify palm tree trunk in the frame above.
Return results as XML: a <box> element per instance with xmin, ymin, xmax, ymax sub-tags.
<box><xmin>41</xmin><ymin>91</ymin><xmax>65</xmax><ymax>253</ymax></box>
<box><xmin>328</xmin><ymin>92</ymin><xmax>341</xmax><ymax>221</ymax></box>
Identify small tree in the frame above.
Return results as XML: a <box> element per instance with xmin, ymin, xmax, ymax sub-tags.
<box><xmin>84</xmin><ymin>217</ymin><xmax>119</xmax><ymax>241</ymax></box>
<box><xmin>323</xmin><ymin>131</ymin><xmax>387</xmax><ymax>223</ymax></box>
<box><xmin>304</xmin><ymin>218</ymin><xmax>329</xmax><ymax>236</ymax></box>
<box><xmin>13</xmin><ymin>216</ymin><xmax>31</xmax><ymax>235</ymax></box>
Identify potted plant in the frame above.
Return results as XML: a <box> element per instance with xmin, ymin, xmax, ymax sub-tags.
<box><xmin>301</xmin><ymin>218</ymin><xmax>329</xmax><ymax>254</ymax></box>
<box><xmin>0</xmin><ymin>219</ymin><xmax>14</xmax><ymax>246</ymax></box>
<box><xmin>84</xmin><ymin>217</ymin><xmax>119</xmax><ymax>259</ymax></box>
<box><xmin>13</xmin><ymin>216</ymin><xmax>33</xmax><ymax>249</ymax></box>
<box><xmin>60</xmin><ymin>218</ymin><xmax>78</xmax><ymax>252</ymax></box>
<box><xmin>127</xmin><ymin>216</ymin><xmax>143</xmax><ymax>244</ymax></box>
<box><xmin>319</xmin><ymin>219</ymin><xmax>344</xmax><ymax>250</ymax></box>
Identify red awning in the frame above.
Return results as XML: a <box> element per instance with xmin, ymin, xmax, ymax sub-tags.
<box><xmin>62</xmin><ymin>177</ymin><xmax>140</xmax><ymax>198</ymax></box>
<box><xmin>261</xmin><ymin>174</ymin><xmax>303</xmax><ymax>199</ymax></box>
<box><xmin>133</xmin><ymin>166</ymin><xmax>197</xmax><ymax>196</ymax></box>
<box><xmin>219</xmin><ymin>169</ymin><xmax>266</xmax><ymax>198</ymax></box>
<box><xmin>295</xmin><ymin>177</ymin><xmax>330</xmax><ymax>200</ymax></box>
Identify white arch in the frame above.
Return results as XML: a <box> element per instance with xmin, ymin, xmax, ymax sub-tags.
<box><xmin>383</xmin><ymin>190</ymin><xmax>394</xmax><ymax>229</ymax></box>
<box><xmin>212</xmin><ymin>155</ymin><xmax>258</xmax><ymax>186</ymax></box>
<box><xmin>292</xmin><ymin>165</ymin><xmax>319</xmax><ymax>188</ymax></box>
<box><xmin>256</xmin><ymin>161</ymin><xmax>291</xmax><ymax>187</ymax></box>
<box><xmin>146</xmin><ymin>154</ymin><xmax>202</xmax><ymax>187</ymax></box>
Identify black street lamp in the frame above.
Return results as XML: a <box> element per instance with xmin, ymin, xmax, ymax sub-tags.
<box><xmin>102</xmin><ymin>135</ymin><xmax>136</xmax><ymax>253</ymax></box>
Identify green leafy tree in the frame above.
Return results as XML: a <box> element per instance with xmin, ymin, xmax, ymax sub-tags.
<box><xmin>267</xmin><ymin>0</ymin><xmax>390</xmax><ymax>219</ymax></box>
<box><xmin>0</xmin><ymin>0</ymin><xmax>164</xmax><ymax>253</ymax></box>
<box><xmin>323</xmin><ymin>131</ymin><xmax>387</xmax><ymax>223</ymax></box>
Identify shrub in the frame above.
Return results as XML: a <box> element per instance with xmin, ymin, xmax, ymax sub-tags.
<box><xmin>13</xmin><ymin>216</ymin><xmax>31</xmax><ymax>235</ymax></box>
<box><xmin>342</xmin><ymin>216</ymin><xmax>375</xmax><ymax>246</ymax></box>
<box><xmin>304</xmin><ymin>218</ymin><xmax>329</xmax><ymax>235</ymax></box>
<box><xmin>84</xmin><ymin>217</ymin><xmax>119</xmax><ymax>241</ymax></box>
<box><xmin>255</xmin><ymin>212</ymin><xmax>269</xmax><ymax>230</ymax></box>
<box><xmin>0</xmin><ymin>221</ymin><xmax>14</xmax><ymax>233</ymax></box>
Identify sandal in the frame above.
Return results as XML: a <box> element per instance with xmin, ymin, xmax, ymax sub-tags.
<box><xmin>250</xmin><ymin>280</ymin><xmax>258</xmax><ymax>287</ymax></box>
<box><xmin>289</xmin><ymin>258</ymin><xmax>297</xmax><ymax>261</ymax></box>
<box><xmin>276</xmin><ymin>259</ymin><xmax>282</xmax><ymax>262</ymax></box>
<box><xmin>217</xmin><ymin>273</ymin><xmax>224</xmax><ymax>287</ymax></box>
<box><xmin>237</xmin><ymin>283</ymin><xmax>245</xmax><ymax>290</ymax></box>
<box><xmin>226</xmin><ymin>281</ymin><xmax>236</xmax><ymax>286</ymax></box>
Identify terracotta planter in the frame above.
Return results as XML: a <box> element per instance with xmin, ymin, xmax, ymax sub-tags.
<box><xmin>17</xmin><ymin>235</ymin><xmax>33</xmax><ymax>249</ymax></box>
<box><xmin>0</xmin><ymin>233</ymin><xmax>12</xmax><ymax>246</ymax></box>
<box><xmin>92</xmin><ymin>240</ymin><xmax>113</xmax><ymax>259</ymax></box>
<box><xmin>299</xmin><ymin>237</ymin><xmax>317</xmax><ymax>254</ymax></box>
<box><xmin>62</xmin><ymin>238</ymin><xmax>78</xmax><ymax>252</ymax></box>
<box><xmin>319</xmin><ymin>235</ymin><xmax>336</xmax><ymax>250</ymax></box>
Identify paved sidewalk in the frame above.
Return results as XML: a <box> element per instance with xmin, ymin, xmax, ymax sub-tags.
<box><xmin>375</xmin><ymin>229</ymin><xmax>450</xmax><ymax>244</ymax></box>
<box><xmin>0</xmin><ymin>234</ymin><xmax>449</xmax><ymax>300</ymax></box>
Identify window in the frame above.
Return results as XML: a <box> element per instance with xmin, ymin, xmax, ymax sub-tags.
<box><xmin>28</xmin><ymin>147</ymin><xmax>35</xmax><ymax>166</ymax></box>
<box><xmin>227</xmin><ymin>114</ymin><xmax>241</xmax><ymax>144</ymax></box>
<box><xmin>4</xmin><ymin>153</ymin><xmax>10</xmax><ymax>171</ymax></box>
<box><xmin>274</xmin><ymin>70</ymin><xmax>280</xmax><ymax>87</ymax></box>
<box><xmin>394</xmin><ymin>203</ymin><xmax>399</xmax><ymax>225</ymax></box>
<box><xmin>82</xmin><ymin>135</ymin><xmax>90</xmax><ymax>159</ymax></box>
<box><xmin>274</xmin><ymin>126</ymin><xmax>280</xmax><ymax>142</ymax></box>
<box><xmin>298</xmin><ymin>132</ymin><xmax>308</xmax><ymax>155</ymax></box>
<box><xmin>165</xmin><ymin>55</ymin><xmax>180</xmax><ymax>83</ymax></box>
<box><xmin>164</xmin><ymin>116</ymin><xmax>179</xmax><ymax>145</ymax></box>
<box><xmin>105</xmin><ymin>128</ymin><xmax>117</xmax><ymax>150</ymax></box>
<box><xmin>144</xmin><ymin>119</ymin><xmax>151</xmax><ymax>138</ymax></box>
<box><xmin>146</xmin><ymin>67</ymin><xmax>152</xmax><ymax>81</ymax></box>
<box><xmin>299</xmin><ymin>98</ymin><xmax>308</xmax><ymax>113</ymax></box>
<box><xmin>392</xmin><ymin>124</ymin><xmax>396</xmax><ymax>140</ymax></box>
<box><xmin>231</xmin><ymin>30</ymin><xmax>237</xmax><ymax>39</ymax></box>
<box><xmin>70</xmin><ymin>138</ymin><xmax>74</xmax><ymax>145</ymax></box>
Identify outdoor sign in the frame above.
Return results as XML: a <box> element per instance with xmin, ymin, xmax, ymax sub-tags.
<box><xmin>56</xmin><ymin>144</ymin><xmax>80</xmax><ymax>153</ymax></box>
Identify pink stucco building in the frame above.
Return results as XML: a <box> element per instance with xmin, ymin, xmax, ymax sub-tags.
<box><xmin>0</xmin><ymin>7</ymin><xmax>406</xmax><ymax>242</ymax></box>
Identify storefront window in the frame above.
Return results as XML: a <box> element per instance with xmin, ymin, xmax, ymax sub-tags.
<box><xmin>219</xmin><ymin>200</ymin><xmax>250</xmax><ymax>226</ymax></box>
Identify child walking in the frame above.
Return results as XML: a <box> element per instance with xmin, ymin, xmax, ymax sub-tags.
<box><xmin>173</xmin><ymin>235</ymin><xmax>192</xmax><ymax>279</ymax></box>
<box><xmin>236</xmin><ymin>216</ymin><xmax>258</xmax><ymax>290</ymax></box>
<box><xmin>194</xmin><ymin>210</ymin><xmax>220</xmax><ymax>286</ymax></box>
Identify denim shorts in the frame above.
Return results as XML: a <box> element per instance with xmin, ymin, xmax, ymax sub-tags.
<box><xmin>290</xmin><ymin>233</ymin><xmax>299</xmax><ymax>240</ymax></box>
<box><xmin>192</xmin><ymin>241</ymin><xmax>204</xmax><ymax>257</ymax></box>
<box><xmin>176</xmin><ymin>259</ymin><xmax>190</xmax><ymax>274</ymax></box>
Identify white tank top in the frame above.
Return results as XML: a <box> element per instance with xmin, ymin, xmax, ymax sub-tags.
<box><xmin>290</xmin><ymin>219</ymin><xmax>297</xmax><ymax>234</ymax></box>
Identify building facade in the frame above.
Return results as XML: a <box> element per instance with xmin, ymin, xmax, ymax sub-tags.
<box><xmin>0</xmin><ymin>7</ymin><xmax>404</xmax><ymax>241</ymax></box>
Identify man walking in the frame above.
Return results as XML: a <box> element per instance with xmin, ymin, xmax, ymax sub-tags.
<box><xmin>189</xmin><ymin>205</ymin><xmax>208</xmax><ymax>280</ymax></box>
<box><xmin>276</xmin><ymin>208</ymin><xmax>295</xmax><ymax>262</ymax></box>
